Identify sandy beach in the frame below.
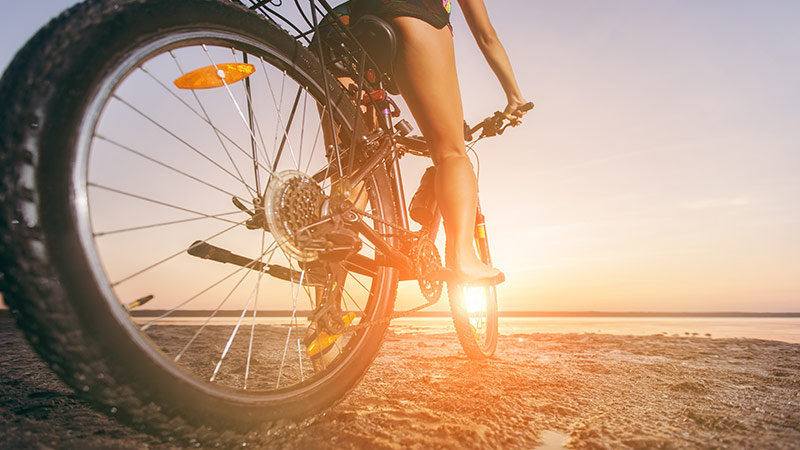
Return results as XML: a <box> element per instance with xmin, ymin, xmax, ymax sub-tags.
<box><xmin>1</xmin><ymin>317</ymin><xmax>798</xmax><ymax>449</ymax></box>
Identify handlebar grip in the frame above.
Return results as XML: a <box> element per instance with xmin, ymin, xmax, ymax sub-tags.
<box><xmin>518</xmin><ymin>101</ymin><xmax>534</xmax><ymax>113</ymax></box>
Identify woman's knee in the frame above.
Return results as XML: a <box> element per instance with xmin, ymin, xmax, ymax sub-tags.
<box><xmin>431</xmin><ymin>143</ymin><xmax>469</xmax><ymax>166</ymax></box>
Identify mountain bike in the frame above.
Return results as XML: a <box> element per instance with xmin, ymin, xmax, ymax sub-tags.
<box><xmin>0</xmin><ymin>0</ymin><xmax>530</xmax><ymax>441</ymax></box>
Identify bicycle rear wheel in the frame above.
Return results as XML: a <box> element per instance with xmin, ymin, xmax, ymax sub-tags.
<box><xmin>0</xmin><ymin>0</ymin><xmax>398</xmax><ymax>441</ymax></box>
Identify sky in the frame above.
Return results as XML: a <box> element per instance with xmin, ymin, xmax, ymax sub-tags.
<box><xmin>1</xmin><ymin>1</ymin><xmax>798</xmax><ymax>312</ymax></box>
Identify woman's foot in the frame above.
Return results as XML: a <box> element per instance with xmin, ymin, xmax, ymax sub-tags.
<box><xmin>435</xmin><ymin>257</ymin><xmax>505</xmax><ymax>286</ymax></box>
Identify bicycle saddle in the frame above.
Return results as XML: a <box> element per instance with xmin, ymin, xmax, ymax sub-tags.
<box><xmin>351</xmin><ymin>14</ymin><xmax>400</xmax><ymax>94</ymax></box>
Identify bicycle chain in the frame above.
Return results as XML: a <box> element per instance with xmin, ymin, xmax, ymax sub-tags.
<box><xmin>352</xmin><ymin>206</ymin><xmax>411</xmax><ymax>236</ymax></box>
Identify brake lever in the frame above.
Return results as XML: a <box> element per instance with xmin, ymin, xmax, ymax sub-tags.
<box><xmin>494</xmin><ymin>103</ymin><xmax>532</xmax><ymax>135</ymax></box>
<box><xmin>479</xmin><ymin>112</ymin><xmax>505</xmax><ymax>138</ymax></box>
<box><xmin>498</xmin><ymin>121</ymin><xmax>516</xmax><ymax>135</ymax></box>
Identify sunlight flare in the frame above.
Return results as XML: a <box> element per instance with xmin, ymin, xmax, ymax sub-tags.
<box><xmin>463</xmin><ymin>286</ymin><xmax>488</xmax><ymax>315</ymax></box>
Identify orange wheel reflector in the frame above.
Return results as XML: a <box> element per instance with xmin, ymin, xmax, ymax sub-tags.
<box><xmin>173</xmin><ymin>63</ymin><xmax>256</xmax><ymax>90</ymax></box>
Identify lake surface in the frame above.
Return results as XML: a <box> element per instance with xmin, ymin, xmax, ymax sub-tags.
<box><xmin>390</xmin><ymin>317</ymin><xmax>800</xmax><ymax>343</ymax></box>
<box><xmin>136</xmin><ymin>314</ymin><xmax>800</xmax><ymax>344</ymax></box>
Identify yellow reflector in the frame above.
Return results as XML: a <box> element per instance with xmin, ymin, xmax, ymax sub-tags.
<box><xmin>173</xmin><ymin>63</ymin><xmax>256</xmax><ymax>90</ymax></box>
<box><xmin>306</xmin><ymin>312</ymin><xmax>356</xmax><ymax>357</ymax></box>
<box><xmin>476</xmin><ymin>224</ymin><xmax>486</xmax><ymax>239</ymax></box>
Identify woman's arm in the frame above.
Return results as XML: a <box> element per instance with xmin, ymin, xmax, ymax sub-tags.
<box><xmin>458</xmin><ymin>0</ymin><xmax>529</xmax><ymax>117</ymax></box>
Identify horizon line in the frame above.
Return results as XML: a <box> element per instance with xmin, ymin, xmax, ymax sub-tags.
<box><xmin>2</xmin><ymin>309</ymin><xmax>799</xmax><ymax>318</ymax></box>
<box><xmin>124</xmin><ymin>310</ymin><xmax>800</xmax><ymax>318</ymax></box>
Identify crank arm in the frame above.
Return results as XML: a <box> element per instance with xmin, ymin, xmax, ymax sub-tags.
<box><xmin>187</xmin><ymin>240</ymin><xmax>324</xmax><ymax>287</ymax></box>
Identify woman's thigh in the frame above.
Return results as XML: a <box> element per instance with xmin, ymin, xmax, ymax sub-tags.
<box><xmin>390</xmin><ymin>17</ymin><xmax>466</xmax><ymax>162</ymax></box>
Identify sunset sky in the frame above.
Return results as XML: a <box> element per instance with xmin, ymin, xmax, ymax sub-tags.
<box><xmin>2</xmin><ymin>1</ymin><xmax>798</xmax><ymax>312</ymax></box>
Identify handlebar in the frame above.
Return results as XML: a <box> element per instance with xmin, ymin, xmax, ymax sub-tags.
<box><xmin>463</xmin><ymin>101</ymin><xmax>534</xmax><ymax>141</ymax></box>
<box><xmin>394</xmin><ymin>101</ymin><xmax>533</xmax><ymax>156</ymax></box>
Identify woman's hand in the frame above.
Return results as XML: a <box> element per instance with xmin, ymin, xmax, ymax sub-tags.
<box><xmin>503</xmin><ymin>97</ymin><xmax>532</xmax><ymax>123</ymax></box>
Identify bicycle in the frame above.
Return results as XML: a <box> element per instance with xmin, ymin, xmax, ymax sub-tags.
<box><xmin>0</xmin><ymin>0</ymin><xmax>531</xmax><ymax>441</ymax></box>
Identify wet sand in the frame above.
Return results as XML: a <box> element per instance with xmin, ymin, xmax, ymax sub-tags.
<box><xmin>1</xmin><ymin>317</ymin><xmax>798</xmax><ymax>449</ymax></box>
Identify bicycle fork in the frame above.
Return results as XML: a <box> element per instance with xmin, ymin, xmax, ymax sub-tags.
<box><xmin>474</xmin><ymin>202</ymin><xmax>493</xmax><ymax>266</ymax></box>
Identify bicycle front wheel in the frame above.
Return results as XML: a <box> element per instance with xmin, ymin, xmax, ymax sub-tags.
<box><xmin>449</xmin><ymin>284</ymin><xmax>499</xmax><ymax>358</ymax></box>
<box><xmin>448</xmin><ymin>211</ymin><xmax>499</xmax><ymax>358</ymax></box>
<box><xmin>0</xmin><ymin>0</ymin><xmax>398</xmax><ymax>440</ymax></box>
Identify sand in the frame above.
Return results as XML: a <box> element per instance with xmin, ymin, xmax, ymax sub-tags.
<box><xmin>1</xmin><ymin>317</ymin><xmax>798</xmax><ymax>449</ymax></box>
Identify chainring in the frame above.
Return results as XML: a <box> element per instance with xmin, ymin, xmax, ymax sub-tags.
<box><xmin>412</xmin><ymin>235</ymin><xmax>443</xmax><ymax>303</ymax></box>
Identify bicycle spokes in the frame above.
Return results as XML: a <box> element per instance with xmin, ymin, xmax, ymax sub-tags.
<box><xmin>84</xmin><ymin>40</ymin><xmax>389</xmax><ymax>392</ymax></box>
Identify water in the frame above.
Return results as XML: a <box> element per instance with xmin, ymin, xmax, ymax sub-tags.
<box><xmin>131</xmin><ymin>315</ymin><xmax>800</xmax><ymax>343</ymax></box>
<box><xmin>390</xmin><ymin>317</ymin><xmax>800</xmax><ymax>343</ymax></box>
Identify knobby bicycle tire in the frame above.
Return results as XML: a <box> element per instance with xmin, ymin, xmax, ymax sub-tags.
<box><xmin>0</xmin><ymin>0</ymin><xmax>399</xmax><ymax>443</ymax></box>
<box><xmin>448</xmin><ymin>283</ymin><xmax>499</xmax><ymax>359</ymax></box>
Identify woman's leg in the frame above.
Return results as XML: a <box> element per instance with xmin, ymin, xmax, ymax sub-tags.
<box><xmin>390</xmin><ymin>17</ymin><xmax>501</xmax><ymax>281</ymax></box>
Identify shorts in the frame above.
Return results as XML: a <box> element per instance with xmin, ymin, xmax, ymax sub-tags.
<box><xmin>349</xmin><ymin>0</ymin><xmax>452</xmax><ymax>30</ymax></box>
